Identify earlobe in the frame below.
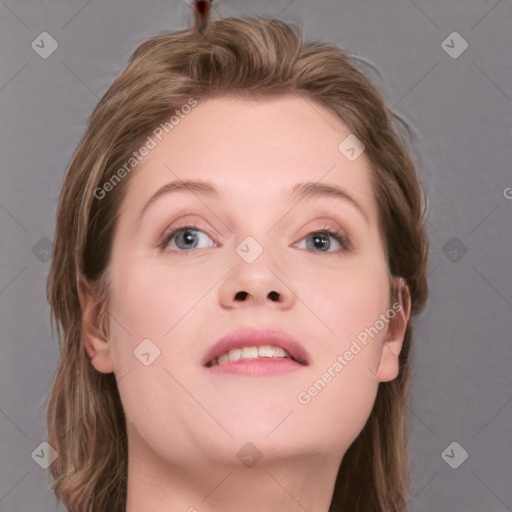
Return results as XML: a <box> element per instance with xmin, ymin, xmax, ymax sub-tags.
<box><xmin>375</xmin><ymin>278</ymin><xmax>411</xmax><ymax>382</ymax></box>
<box><xmin>77</xmin><ymin>276</ymin><xmax>114</xmax><ymax>374</ymax></box>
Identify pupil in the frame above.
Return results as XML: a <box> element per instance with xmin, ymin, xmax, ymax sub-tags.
<box><xmin>183</xmin><ymin>230</ymin><xmax>196</xmax><ymax>246</ymax></box>
<box><xmin>313</xmin><ymin>233</ymin><xmax>329</xmax><ymax>251</ymax></box>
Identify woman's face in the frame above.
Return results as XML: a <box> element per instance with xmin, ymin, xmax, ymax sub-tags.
<box><xmin>86</xmin><ymin>95</ymin><xmax>407</xmax><ymax>471</ymax></box>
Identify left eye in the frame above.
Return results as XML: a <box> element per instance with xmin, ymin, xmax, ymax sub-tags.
<box><xmin>294</xmin><ymin>229</ymin><xmax>350</xmax><ymax>253</ymax></box>
<box><xmin>158</xmin><ymin>225</ymin><xmax>351</xmax><ymax>253</ymax></box>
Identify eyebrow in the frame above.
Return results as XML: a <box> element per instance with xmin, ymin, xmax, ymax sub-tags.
<box><xmin>139</xmin><ymin>180</ymin><xmax>369</xmax><ymax>224</ymax></box>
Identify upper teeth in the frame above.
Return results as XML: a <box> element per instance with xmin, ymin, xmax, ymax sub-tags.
<box><xmin>210</xmin><ymin>345</ymin><xmax>292</xmax><ymax>366</ymax></box>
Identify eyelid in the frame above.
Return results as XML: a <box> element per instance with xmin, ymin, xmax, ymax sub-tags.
<box><xmin>158</xmin><ymin>221</ymin><xmax>218</xmax><ymax>250</ymax></box>
<box><xmin>159</xmin><ymin>214</ymin><xmax>220</xmax><ymax>239</ymax></box>
<box><xmin>298</xmin><ymin>221</ymin><xmax>353</xmax><ymax>253</ymax></box>
<box><xmin>158</xmin><ymin>219</ymin><xmax>354</xmax><ymax>254</ymax></box>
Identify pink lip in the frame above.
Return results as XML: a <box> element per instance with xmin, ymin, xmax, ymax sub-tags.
<box><xmin>203</xmin><ymin>327</ymin><xmax>310</xmax><ymax>369</ymax></box>
<box><xmin>207</xmin><ymin>357</ymin><xmax>303</xmax><ymax>376</ymax></box>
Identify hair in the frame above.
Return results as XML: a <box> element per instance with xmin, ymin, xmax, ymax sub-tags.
<box><xmin>46</xmin><ymin>16</ymin><xmax>429</xmax><ymax>512</ymax></box>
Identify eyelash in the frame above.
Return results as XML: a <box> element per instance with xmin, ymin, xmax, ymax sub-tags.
<box><xmin>157</xmin><ymin>223</ymin><xmax>353</xmax><ymax>254</ymax></box>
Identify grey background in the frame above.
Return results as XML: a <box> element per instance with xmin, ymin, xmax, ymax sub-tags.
<box><xmin>0</xmin><ymin>1</ymin><xmax>511</xmax><ymax>511</ymax></box>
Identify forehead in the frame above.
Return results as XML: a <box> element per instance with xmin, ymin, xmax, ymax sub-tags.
<box><xmin>120</xmin><ymin>95</ymin><xmax>378</xmax><ymax>222</ymax></box>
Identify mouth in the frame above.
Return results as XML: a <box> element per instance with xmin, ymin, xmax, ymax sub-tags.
<box><xmin>206</xmin><ymin>344</ymin><xmax>300</xmax><ymax>367</ymax></box>
<box><xmin>203</xmin><ymin>327</ymin><xmax>309</xmax><ymax>376</ymax></box>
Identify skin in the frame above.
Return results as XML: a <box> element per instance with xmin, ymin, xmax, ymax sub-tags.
<box><xmin>79</xmin><ymin>95</ymin><xmax>410</xmax><ymax>512</ymax></box>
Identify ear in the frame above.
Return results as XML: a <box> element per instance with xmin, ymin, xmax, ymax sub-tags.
<box><xmin>375</xmin><ymin>278</ymin><xmax>411</xmax><ymax>382</ymax></box>
<box><xmin>77</xmin><ymin>275</ymin><xmax>114</xmax><ymax>374</ymax></box>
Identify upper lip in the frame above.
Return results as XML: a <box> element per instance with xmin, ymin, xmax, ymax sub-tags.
<box><xmin>203</xmin><ymin>327</ymin><xmax>310</xmax><ymax>367</ymax></box>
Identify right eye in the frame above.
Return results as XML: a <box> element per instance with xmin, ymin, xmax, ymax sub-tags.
<box><xmin>158</xmin><ymin>224</ymin><xmax>216</xmax><ymax>252</ymax></box>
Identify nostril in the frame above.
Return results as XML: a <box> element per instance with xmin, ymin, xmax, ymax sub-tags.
<box><xmin>233</xmin><ymin>291</ymin><xmax>280</xmax><ymax>301</ymax></box>
<box><xmin>234</xmin><ymin>291</ymin><xmax>248</xmax><ymax>301</ymax></box>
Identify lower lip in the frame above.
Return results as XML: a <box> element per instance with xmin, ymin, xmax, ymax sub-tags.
<box><xmin>206</xmin><ymin>357</ymin><xmax>304</xmax><ymax>376</ymax></box>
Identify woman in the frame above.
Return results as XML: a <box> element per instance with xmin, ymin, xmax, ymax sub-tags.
<box><xmin>46</xmin><ymin>16</ymin><xmax>429</xmax><ymax>512</ymax></box>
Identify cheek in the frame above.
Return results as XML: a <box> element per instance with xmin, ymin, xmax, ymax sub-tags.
<box><xmin>297</xmin><ymin>257</ymin><xmax>390</xmax><ymax>409</ymax></box>
<box><xmin>105</xmin><ymin>260</ymin><xmax>204</xmax><ymax>444</ymax></box>
<box><xmin>105</xmin><ymin>255</ymin><xmax>227</xmax><ymax>389</ymax></box>
<box><xmin>301</xmin><ymin>257</ymin><xmax>390</xmax><ymax>342</ymax></box>
<box><xmin>108</xmin><ymin>257</ymin><xmax>210</xmax><ymax>339</ymax></box>
<box><xmin>289</xmin><ymin>260</ymin><xmax>390</xmax><ymax>443</ymax></box>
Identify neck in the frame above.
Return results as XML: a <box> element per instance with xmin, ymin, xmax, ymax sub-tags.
<box><xmin>125</xmin><ymin>427</ymin><xmax>341</xmax><ymax>512</ymax></box>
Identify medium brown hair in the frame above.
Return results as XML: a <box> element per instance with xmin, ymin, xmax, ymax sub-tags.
<box><xmin>46</xmin><ymin>17</ymin><xmax>428</xmax><ymax>512</ymax></box>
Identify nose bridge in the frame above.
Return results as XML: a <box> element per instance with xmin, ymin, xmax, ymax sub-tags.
<box><xmin>217</xmin><ymin>222</ymin><xmax>296</xmax><ymax>308</ymax></box>
<box><xmin>232</xmin><ymin>194</ymin><xmax>289</xmax><ymax>272</ymax></box>
<box><xmin>224</xmin><ymin>187</ymin><xmax>280</xmax><ymax>262</ymax></box>
<box><xmin>235</xmin><ymin>231</ymin><xmax>280</xmax><ymax>286</ymax></box>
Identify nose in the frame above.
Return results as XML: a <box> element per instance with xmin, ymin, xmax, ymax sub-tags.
<box><xmin>217</xmin><ymin>250</ymin><xmax>297</xmax><ymax>310</ymax></box>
